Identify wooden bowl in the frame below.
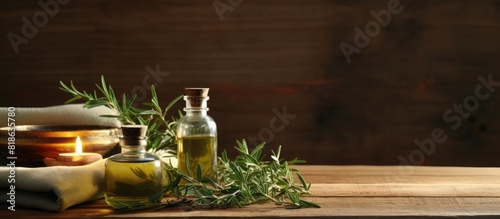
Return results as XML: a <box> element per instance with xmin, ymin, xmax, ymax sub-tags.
<box><xmin>0</xmin><ymin>125</ymin><xmax>120</xmax><ymax>167</ymax></box>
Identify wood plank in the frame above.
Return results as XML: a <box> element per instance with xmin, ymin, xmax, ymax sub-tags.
<box><xmin>34</xmin><ymin>198</ymin><xmax>500</xmax><ymax>218</ymax></box>
<box><xmin>4</xmin><ymin>197</ymin><xmax>500</xmax><ymax>218</ymax></box>
<box><xmin>2</xmin><ymin>165</ymin><xmax>500</xmax><ymax>218</ymax></box>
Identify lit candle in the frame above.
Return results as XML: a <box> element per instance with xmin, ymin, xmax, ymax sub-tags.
<box><xmin>44</xmin><ymin>136</ymin><xmax>103</xmax><ymax>166</ymax></box>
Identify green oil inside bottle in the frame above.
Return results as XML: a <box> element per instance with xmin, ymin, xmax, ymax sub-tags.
<box><xmin>104</xmin><ymin>156</ymin><xmax>163</xmax><ymax>210</ymax></box>
<box><xmin>177</xmin><ymin>135</ymin><xmax>217</xmax><ymax>181</ymax></box>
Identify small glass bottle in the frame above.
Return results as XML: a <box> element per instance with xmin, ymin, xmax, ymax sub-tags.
<box><xmin>177</xmin><ymin>88</ymin><xmax>217</xmax><ymax>182</ymax></box>
<box><xmin>104</xmin><ymin>125</ymin><xmax>163</xmax><ymax>210</ymax></box>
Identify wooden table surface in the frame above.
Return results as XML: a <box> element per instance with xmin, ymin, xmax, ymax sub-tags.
<box><xmin>2</xmin><ymin>165</ymin><xmax>500</xmax><ymax>218</ymax></box>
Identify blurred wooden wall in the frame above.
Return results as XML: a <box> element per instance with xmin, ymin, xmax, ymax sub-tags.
<box><xmin>1</xmin><ymin>0</ymin><xmax>500</xmax><ymax>166</ymax></box>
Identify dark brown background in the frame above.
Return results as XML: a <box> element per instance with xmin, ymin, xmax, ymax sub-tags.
<box><xmin>1</xmin><ymin>0</ymin><xmax>500</xmax><ymax>166</ymax></box>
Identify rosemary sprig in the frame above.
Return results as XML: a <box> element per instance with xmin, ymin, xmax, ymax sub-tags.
<box><xmin>167</xmin><ymin>140</ymin><xmax>320</xmax><ymax>209</ymax></box>
<box><xmin>59</xmin><ymin>76</ymin><xmax>182</xmax><ymax>152</ymax></box>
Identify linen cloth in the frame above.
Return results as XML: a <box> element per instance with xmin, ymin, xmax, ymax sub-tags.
<box><xmin>0</xmin><ymin>104</ymin><xmax>120</xmax><ymax>127</ymax></box>
<box><xmin>0</xmin><ymin>104</ymin><xmax>120</xmax><ymax>212</ymax></box>
<box><xmin>0</xmin><ymin>159</ymin><xmax>106</xmax><ymax>212</ymax></box>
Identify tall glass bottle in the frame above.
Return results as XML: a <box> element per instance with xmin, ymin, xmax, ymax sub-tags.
<box><xmin>104</xmin><ymin>125</ymin><xmax>163</xmax><ymax>210</ymax></box>
<box><xmin>176</xmin><ymin>88</ymin><xmax>217</xmax><ymax>182</ymax></box>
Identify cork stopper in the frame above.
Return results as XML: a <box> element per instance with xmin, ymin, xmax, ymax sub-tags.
<box><xmin>119</xmin><ymin>125</ymin><xmax>147</xmax><ymax>146</ymax></box>
<box><xmin>184</xmin><ymin>88</ymin><xmax>210</xmax><ymax>108</ymax></box>
<box><xmin>120</xmin><ymin>125</ymin><xmax>148</xmax><ymax>137</ymax></box>
<box><xmin>185</xmin><ymin>88</ymin><xmax>209</xmax><ymax>97</ymax></box>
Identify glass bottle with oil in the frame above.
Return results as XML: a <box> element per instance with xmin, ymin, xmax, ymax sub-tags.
<box><xmin>177</xmin><ymin>88</ymin><xmax>217</xmax><ymax>183</ymax></box>
<box><xmin>104</xmin><ymin>125</ymin><xmax>163</xmax><ymax>210</ymax></box>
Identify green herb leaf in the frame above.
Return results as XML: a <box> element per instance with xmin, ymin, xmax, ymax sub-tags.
<box><xmin>59</xmin><ymin>75</ymin><xmax>182</xmax><ymax>153</ymax></box>
<box><xmin>172</xmin><ymin>140</ymin><xmax>320</xmax><ymax>209</ymax></box>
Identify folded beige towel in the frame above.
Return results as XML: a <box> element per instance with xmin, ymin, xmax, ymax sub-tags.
<box><xmin>0</xmin><ymin>104</ymin><xmax>121</xmax><ymax>212</ymax></box>
<box><xmin>0</xmin><ymin>159</ymin><xmax>106</xmax><ymax>212</ymax></box>
<box><xmin>0</xmin><ymin>104</ymin><xmax>121</xmax><ymax>127</ymax></box>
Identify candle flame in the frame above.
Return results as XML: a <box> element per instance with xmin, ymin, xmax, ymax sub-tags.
<box><xmin>75</xmin><ymin>136</ymin><xmax>82</xmax><ymax>155</ymax></box>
